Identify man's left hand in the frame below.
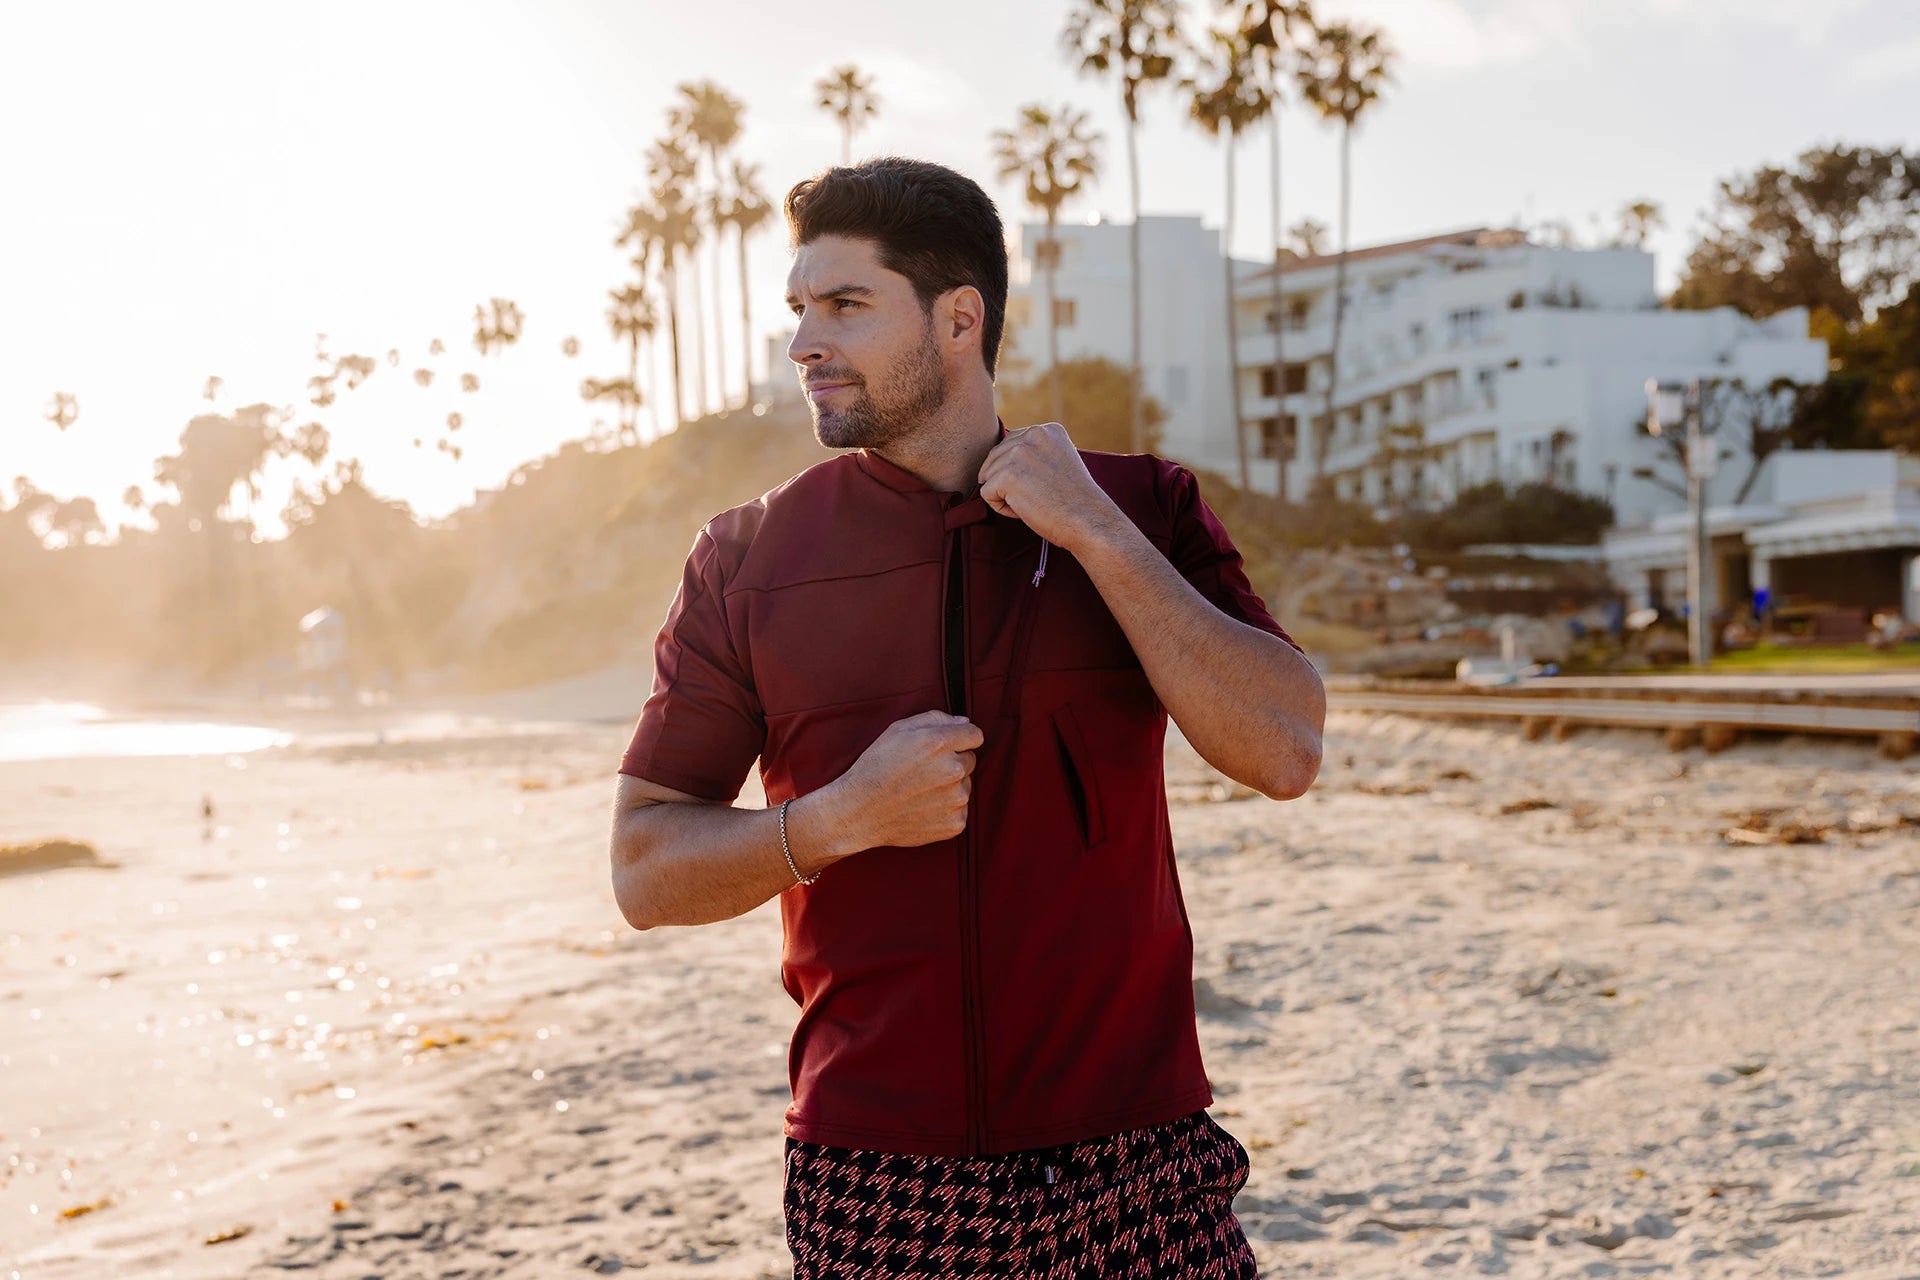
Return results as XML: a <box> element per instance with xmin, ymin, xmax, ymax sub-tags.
<box><xmin>977</xmin><ymin>422</ymin><xmax>1124</xmax><ymax>553</ymax></box>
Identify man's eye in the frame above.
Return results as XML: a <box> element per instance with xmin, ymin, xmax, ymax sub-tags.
<box><xmin>834</xmin><ymin>299</ymin><xmax>861</xmax><ymax>311</ymax></box>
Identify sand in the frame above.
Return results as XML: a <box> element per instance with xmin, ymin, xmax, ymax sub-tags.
<box><xmin>3</xmin><ymin>704</ymin><xmax>1919</xmax><ymax>1278</ymax></box>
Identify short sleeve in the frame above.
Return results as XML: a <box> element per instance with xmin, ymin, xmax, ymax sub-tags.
<box><xmin>1162</xmin><ymin>464</ymin><xmax>1305</xmax><ymax>656</ymax></box>
<box><xmin>618</xmin><ymin>527</ymin><xmax>766</xmax><ymax>801</ymax></box>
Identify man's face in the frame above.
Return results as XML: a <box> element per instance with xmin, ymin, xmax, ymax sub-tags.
<box><xmin>785</xmin><ymin>234</ymin><xmax>949</xmax><ymax>451</ymax></box>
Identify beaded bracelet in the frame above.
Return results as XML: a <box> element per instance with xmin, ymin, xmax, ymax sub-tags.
<box><xmin>779</xmin><ymin>797</ymin><xmax>818</xmax><ymax>886</ymax></box>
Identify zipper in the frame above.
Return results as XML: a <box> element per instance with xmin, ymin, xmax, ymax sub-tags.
<box><xmin>943</xmin><ymin>520</ymin><xmax>987</xmax><ymax>1155</ymax></box>
<box><xmin>942</xmin><ymin>504</ymin><xmax>1051</xmax><ymax>1157</ymax></box>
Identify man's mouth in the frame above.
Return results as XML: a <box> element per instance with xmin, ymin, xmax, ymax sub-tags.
<box><xmin>807</xmin><ymin>381</ymin><xmax>855</xmax><ymax>399</ymax></box>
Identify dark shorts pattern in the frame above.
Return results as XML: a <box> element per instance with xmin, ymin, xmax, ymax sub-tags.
<box><xmin>783</xmin><ymin>1110</ymin><xmax>1257</xmax><ymax>1278</ymax></box>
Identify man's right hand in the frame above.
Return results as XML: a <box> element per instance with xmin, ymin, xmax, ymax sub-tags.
<box><xmin>832</xmin><ymin>711</ymin><xmax>984</xmax><ymax>850</ymax></box>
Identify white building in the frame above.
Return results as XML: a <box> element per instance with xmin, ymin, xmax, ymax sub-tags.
<box><xmin>1228</xmin><ymin>227</ymin><xmax>1830</xmax><ymax>521</ymax></box>
<box><xmin>1003</xmin><ymin>214</ymin><xmax>1244</xmax><ymax>465</ymax></box>
<box><xmin>1603</xmin><ymin>451</ymin><xmax>1920</xmax><ymax>627</ymax></box>
<box><xmin>1005</xmin><ymin>219</ymin><xmax>1829</xmax><ymax>530</ymax></box>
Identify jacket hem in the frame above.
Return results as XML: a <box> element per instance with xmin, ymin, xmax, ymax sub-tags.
<box><xmin>784</xmin><ymin>1083</ymin><xmax>1215</xmax><ymax>1157</ymax></box>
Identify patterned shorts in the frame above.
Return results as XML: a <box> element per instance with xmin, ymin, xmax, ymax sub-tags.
<box><xmin>783</xmin><ymin>1110</ymin><xmax>1258</xmax><ymax>1278</ymax></box>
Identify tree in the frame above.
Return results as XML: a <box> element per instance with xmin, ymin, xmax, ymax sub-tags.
<box><xmin>49</xmin><ymin>497</ymin><xmax>104</xmax><ymax>549</ymax></box>
<box><xmin>44</xmin><ymin>392</ymin><xmax>78</xmax><ymax>432</ymax></box>
<box><xmin>628</xmin><ymin>136</ymin><xmax>703</xmax><ymax>430</ymax></box>
<box><xmin>991</xmin><ymin>103</ymin><xmax>1103</xmax><ymax>427</ymax></box>
<box><xmin>472</xmin><ymin>298</ymin><xmax>524</xmax><ymax>355</ymax></box>
<box><xmin>1236</xmin><ymin>0</ymin><xmax>1317</xmax><ymax>502</ymax></box>
<box><xmin>719</xmin><ymin>159</ymin><xmax>774</xmax><ymax>409</ymax></box>
<box><xmin>1287</xmin><ymin>217</ymin><xmax>1328</xmax><ymax>257</ymax></box>
<box><xmin>1630</xmin><ymin>377</ymin><xmax>1830</xmax><ymax>505</ymax></box>
<box><xmin>1295</xmin><ymin>19</ymin><xmax>1394</xmax><ymax>489</ymax></box>
<box><xmin>1062</xmin><ymin>0</ymin><xmax>1185</xmax><ymax>455</ymax></box>
<box><xmin>1669</xmin><ymin>145</ymin><xmax>1920</xmax><ymax>326</ymax></box>
<box><xmin>672</xmin><ymin>81</ymin><xmax>744</xmax><ymax>414</ymax></box>
<box><xmin>152</xmin><ymin>403</ymin><xmax>292</xmax><ymax>530</ymax></box>
<box><xmin>997</xmin><ymin>357</ymin><xmax>1167</xmax><ymax>455</ymax></box>
<box><xmin>605</xmin><ymin>282</ymin><xmax>657</xmax><ymax>443</ymax></box>
<box><xmin>1186</xmin><ymin>24</ymin><xmax>1271</xmax><ymax>490</ymax></box>
<box><xmin>1616</xmin><ymin>198</ymin><xmax>1663</xmax><ymax>249</ymax></box>
<box><xmin>1855</xmin><ymin>286</ymin><xmax>1920</xmax><ymax>451</ymax></box>
<box><xmin>814</xmin><ymin>65</ymin><xmax>880</xmax><ymax>167</ymax></box>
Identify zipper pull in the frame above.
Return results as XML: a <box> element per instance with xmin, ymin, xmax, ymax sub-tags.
<box><xmin>1032</xmin><ymin>539</ymin><xmax>1050</xmax><ymax>587</ymax></box>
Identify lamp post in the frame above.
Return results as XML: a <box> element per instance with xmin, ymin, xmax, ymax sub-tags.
<box><xmin>1645</xmin><ymin>378</ymin><xmax>1714</xmax><ymax>668</ymax></box>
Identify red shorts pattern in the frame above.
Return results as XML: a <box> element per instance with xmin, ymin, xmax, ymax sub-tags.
<box><xmin>783</xmin><ymin>1110</ymin><xmax>1258</xmax><ymax>1278</ymax></box>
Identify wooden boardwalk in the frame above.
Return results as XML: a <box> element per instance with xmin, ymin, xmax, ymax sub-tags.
<box><xmin>1325</xmin><ymin>673</ymin><xmax>1920</xmax><ymax>757</ymax></box>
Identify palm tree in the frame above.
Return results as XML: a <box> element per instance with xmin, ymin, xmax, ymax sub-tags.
<box><xmin>673</xmin><ymin>81</ymin><xmax>744</xmax><ymax>415</ymax></box>
<box><xmin>1296</xmin><ymin>19</ymin><xmax>1394</xmax><ymax>490</ymax></box>
<box><xmin>719</xmin><ymin>160</ymin><xmax>774</xmax><ymax>409</ymax></box>
<box><xmin>991</xmin><ymin>104</ymin><xmax>1103</xmax><ymax>427</ymax></box>
<box><xmin>1237</xmin><ymin>0</ymin><xmax>1316</xmax><ymax>500</ymax></box>
<box><xmin>1617</xmin><ymin>198</ymin><xmax>1663</xmax><ymax>248</ymax></box>
<box><xmin>1062</xmin><ymin>0</ymin><xmax>1184</xmax><ymax>455</ymax></box>
<box><xmin>1288</xmin><ymin>217</ymin><xmax>1329</xmax><ymax>257</ymax></box>
<box><xmin>44</xmin><ymin>392</ymin><xmax>78</xmax><ymax>432</ymax></box>
<box><xmin>631</xmin><ymin>136</ymin><xmax>702</xmax><ymax>430</ymax></box>
<box><xmin>1187</xmin><ymin>27</ymin><xmax>1270</xmax><ymax>491</ymax></box>
<box><xmin>472</xmin><ymin>298</ymin><xmax>524</xmax><ymax>355</ymax></box>
<box><xmin>606</xmin><ymin>282</ymin><xmax>657</xmax><ymax>443</ymax></box>
<box><xmin>815</xmin><ymin>65</ymin><xmax>880</xmax><ymax>166</ymax></box>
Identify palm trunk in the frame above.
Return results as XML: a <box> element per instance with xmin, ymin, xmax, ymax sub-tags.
<box><xmin>689</xmin><ymin>248</ymin><xmax>708</xmax><ymax>419</ymax></box>
<box><xmin>665</xmin><ymin>254</ymin><xmax>686</xmax><ymax>430</ymax></box>
<box><xmin>1046</xmin><ymin>209</ymin><xmax>1063</xmax><ymax>426</ymax></box>
<box><xmin>1269</xmin><ymin>108</ymin><xmax>1288</xmax><ymax>503</ymax></box>
<box><xmin>841</xmin><ymin>120</ymin><xmax>851</xmax><ymax>167</ymax></box>
<box><xmin>712</xmin><ymin>230</ymin><xmax>727</xmax><ymax>409</ymax></box>
<box><xmin>738</xmin><ymin>225</ymin><xmax>754</xmax><ymax>410</ymax></box>
<box><xmin>1319</xmin><ymin>118</ymin><xmax>1353</xmax><ymax>490</ymax></box>
<box><xmin>1224</xmin><ymin>133</ymin><xmax>1249</xmax><ymax>491</ymax></box>
<box><xmin>709</xmin><ymin>152</ymin><xmax>728</xmax><ymax>411</ymax></box>
<box><xmin>1126</xmin><ymin>107</ymin><xmax>1145</xmax><ymax>455</ymax></box>
<box><xmin>646</xmin><ymin>331</ymin><xmax>661</xmax><ymax>440</ymax></box>
<box><xmin>626</xmin><ymin>332</ymin><xmax>641</xmax><ymax>443</ymax></box>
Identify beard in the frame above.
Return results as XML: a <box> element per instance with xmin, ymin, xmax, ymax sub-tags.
<box><xmin>807</xmin><ymin>316</ymin><xmax>948</xmax><ymax>451</ymax></box>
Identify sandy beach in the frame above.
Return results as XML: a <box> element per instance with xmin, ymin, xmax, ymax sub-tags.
<box><xmin>4</xmin><ymin>697</ymin><xmax>1919</xmax><ymax>1278</ymax></box>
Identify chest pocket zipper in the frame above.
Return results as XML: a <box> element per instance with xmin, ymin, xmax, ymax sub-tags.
<box><xmin>1050</xmin><ymin>702</ymin><xmax>1107</xmax><ymax>848</ymax></box>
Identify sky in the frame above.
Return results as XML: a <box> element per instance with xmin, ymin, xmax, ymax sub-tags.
<box><xmin>2</xmin><ymin>0</ymin><xmax>1916</xmax><ymax>539</ymax></box>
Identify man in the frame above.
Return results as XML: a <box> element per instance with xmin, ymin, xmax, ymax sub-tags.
<box><xmin>610</xmin><ymin>157</ymin><xmax>1325</xmax><ymax>1277</ymax></box>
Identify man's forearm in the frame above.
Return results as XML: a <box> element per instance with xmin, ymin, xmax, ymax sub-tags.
<box><xmin>1072</xmin><ymin>517</ymin><xmax>1325</xmax><ymax>799</ymax></box>
<box><xmin>614</xmin><ymin>785</ymin><xmax>861</xmax><ymax>929</ymax></box>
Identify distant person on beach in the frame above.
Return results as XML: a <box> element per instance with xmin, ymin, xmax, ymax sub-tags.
<box><xmin>610</xmin><ymin>157</ymin><xmax>1325</xmax><ymax>1277</ymax></box>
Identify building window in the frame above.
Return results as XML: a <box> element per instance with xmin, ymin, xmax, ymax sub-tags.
<box><xmin>1447</xmin><ymin>307</ymin><xmax>1490</xmax><ymax>346</ymax></box>
<box><xmin>1258</xmin><ymin>367</ymin><xmax>1277</xmax><ymax>398</ymax></box>
<box><xmin>1476</xmin><ymin>368</ymin><xmax>1497</xmax><ymax>407</ymax></box>
<box><xmin>1257</xmin><ymin>416</ymin><xmax>1296</xmax><ymax>460</ymax></box>
<box><xmin>1052</xmin><ymin>298</ymin><xmax>1077</xmax><ymax>327</ymax></box>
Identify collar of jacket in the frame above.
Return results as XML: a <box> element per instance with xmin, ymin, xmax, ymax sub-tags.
<box><xmin>852</xmin><ymin>419</ymin><xmax>1011</xmax><ymax>531</ymax></box>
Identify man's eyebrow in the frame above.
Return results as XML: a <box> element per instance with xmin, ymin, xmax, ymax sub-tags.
<box><xmin>784</xmin><ymin>284</ymin><xmax>876</xmax><ymax>307</ymax></box>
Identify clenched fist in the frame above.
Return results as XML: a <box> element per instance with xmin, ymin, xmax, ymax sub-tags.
<box><xmin>834</xmin><ymin>710</ymin><xmax>984</xmax><ymax>850</ymax></box>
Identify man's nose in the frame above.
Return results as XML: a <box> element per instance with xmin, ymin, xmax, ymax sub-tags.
<box><xmin>788</xmin><ymin>310</ymin><xmax>831</xmax><ymax>368</ymax></box>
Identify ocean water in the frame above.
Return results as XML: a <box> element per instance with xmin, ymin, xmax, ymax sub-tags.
<box><xmin>0</xmin><ymin>700</ymin><xmax>293</xmax><ymax>763</ymax></box>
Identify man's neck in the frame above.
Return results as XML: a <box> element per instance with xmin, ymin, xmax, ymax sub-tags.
<box><xmin>870</xmin><ymin>380</ymin><xmax>1001</xmax><ymax>495</ymax></box>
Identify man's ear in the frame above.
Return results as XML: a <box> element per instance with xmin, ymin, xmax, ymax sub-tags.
<box><xmin>943</xmin><ymin>286</ymin><xmax>985</xmax><ymax>357</ymax></box>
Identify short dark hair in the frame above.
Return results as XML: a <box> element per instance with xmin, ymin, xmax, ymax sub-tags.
<box><xmin>784</xmin><ymin>157</ymin><xmax>1008</xmax><ymax>378</ymax></box>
